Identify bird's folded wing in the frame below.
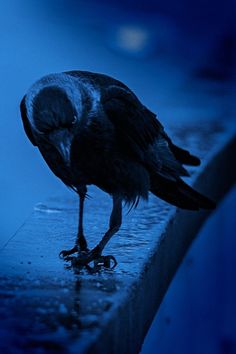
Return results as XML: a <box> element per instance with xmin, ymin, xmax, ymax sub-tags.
<box><xmin>102</xmin><ymin>85</ymin><xmax>188</xmax><ymax>180</ymax></box>
<box><xmin>102</xmin><ymin>85</ymin><xmax>163</xmax><ymax>153</ymax></box>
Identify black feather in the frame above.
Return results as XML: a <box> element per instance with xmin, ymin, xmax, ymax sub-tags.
<box><xmin>169</xmin><ymin>142</ymin><xmax>201</xmax><ymax>166</ymax></box>
<box><xmin>20</xmin><ymin>96</ymin><xmax>37</xmax><ymax>146</ymax></box>
<box><xmin>150</xmin><ymin>173</ymin><xmax>215</xmax><ymax>210</ymax></box>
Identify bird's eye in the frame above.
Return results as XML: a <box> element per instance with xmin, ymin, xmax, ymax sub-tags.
<box><xmin>72</xmin><ymin>115</ymin><xmax>77</xmax><ymax>125</ymax></box>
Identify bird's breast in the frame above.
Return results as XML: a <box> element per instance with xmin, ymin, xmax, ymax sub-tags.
<box><xmin>70</xmin><ymin>134</ymin><xmax>150</xmax><ymax>201</ymax></box>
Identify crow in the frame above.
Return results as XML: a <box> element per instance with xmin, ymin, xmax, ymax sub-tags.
<box><xmin>20</xmin><ymin>71</ymin><xmax>215</xmax><ymax>268</ymax></box>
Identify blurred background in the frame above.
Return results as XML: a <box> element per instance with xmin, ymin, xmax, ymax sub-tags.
<box><xmin>0</xmin><ymin>0</ymin><xmax>235</xmax><ymax>353</ymax></box>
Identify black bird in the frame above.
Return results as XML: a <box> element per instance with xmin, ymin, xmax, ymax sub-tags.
<box><xmin>20</xmin><ymin>71</ymin><xmax>215</xmax><ymax>268</ymax></box>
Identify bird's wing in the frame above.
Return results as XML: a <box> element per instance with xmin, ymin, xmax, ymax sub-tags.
<box><xmin>102</xmin><ymin>86</ymin><xmax>215</xmax><ymax>210</ymax></box>
<box><xmin>102</xmin><ymin>85</ymin><xmax>163</xmax><ymax>153</ymax></box>
<box><xmin>102</xmin><ymin>85</ymin><xmax>188</xmax><ymax>180</ymax></box>
<box><xmin>20</xmin><ymin>96</ymin><xmax>37</xmax><ymax>146</ymax></box>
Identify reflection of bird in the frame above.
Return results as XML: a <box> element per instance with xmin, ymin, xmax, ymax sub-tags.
<box><xmin>20</xmin><ymin>71</ymin><xmax>215</xmax><ymax>268</ymax></box>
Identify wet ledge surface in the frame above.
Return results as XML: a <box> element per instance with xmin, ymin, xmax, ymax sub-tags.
<box><xmin>0</xmin><ymin>122</ymin><xmax>236</xmax><ymax>354</ymax></box>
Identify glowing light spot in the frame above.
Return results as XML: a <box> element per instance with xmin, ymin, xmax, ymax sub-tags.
<box><xmin>115</xmin><ymin>25</ymin><xmax>150</xmax><ymax>53</ymax></box>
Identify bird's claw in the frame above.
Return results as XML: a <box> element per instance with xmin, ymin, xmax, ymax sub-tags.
<box><xmin>93</xmin><ymin>255</ymin><xmax>117</xmax><ymax>269</ymax></box>
<box><xmin>63</xmin><ymin>251</ymin><xmax>117</xmax><ymax>272</ymax></box>
<box><xmin>60</xmin><ymin>244</ymin><xmax>117</xmax><ymax>270</ymax></box>
<box><xmin>59</xmin><ymin>246</ymin><xmax>88</xmax><ymax>259</ymax></box>
<box><xmin>59</xmin><ymin>246</ymin><xmax>78</xmax><ymax>259</ymax></box>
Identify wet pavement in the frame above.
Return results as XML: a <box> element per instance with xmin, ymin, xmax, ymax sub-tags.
<box><xmin>0</xmin><ymin>122</ymin><xmax>235</xmax><ymax>354</ymax></box>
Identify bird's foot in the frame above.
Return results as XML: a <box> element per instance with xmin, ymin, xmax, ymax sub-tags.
<box><xmin>60</xmin><ymin>245</ymin><xmax>117</xmax><ymax>270</ymax></box>
<box><xmin>59</xmin><ymin>245</ymin><xmax>89</xmax><ymax>259</ymax></box>
<box><xmin>70</xmin><ymin>246</ymin><xmax>117</xmax><ymax>270</ymax></box>
<box><xmin>90</xmin><ymin>254</ymin><xmax>117</xmax><ymax>270</ymax></box>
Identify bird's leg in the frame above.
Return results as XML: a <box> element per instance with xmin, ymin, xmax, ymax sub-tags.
<box><xmin>59</xmin><ymin>186</ymin><xmax>88</xmax><ymax>258</ymax></box>
<box><xmin>75</xmin><ymin>195</ymin><xmax>122</xmax><ymax>268</ymax></box>
<box><xmin>76</xmin><ymin>188</ymin><xmax>89</xmax><ymax>252</ymax></box>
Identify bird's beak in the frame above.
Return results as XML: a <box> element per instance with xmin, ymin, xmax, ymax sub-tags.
<box><xmin>49</xmin><ymin>129</ymin><xmax>72</xmax><ymax>166</ymax></box>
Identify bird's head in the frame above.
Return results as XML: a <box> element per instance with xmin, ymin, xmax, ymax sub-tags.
<box><xmin>30</xmin><ymin>85</ymin><xmax>80</xmax><ymax>165</ymax></box>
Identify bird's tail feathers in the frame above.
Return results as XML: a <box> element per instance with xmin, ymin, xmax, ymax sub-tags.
<box><xmin>150</xmin><ymin>175</ymin><xmax>216</xmax><ymax>210</ymax></box>
<box><xmin>170</xmin><ymin>143</ymin><xmax>201</xmax><ymax>166</ymax></box>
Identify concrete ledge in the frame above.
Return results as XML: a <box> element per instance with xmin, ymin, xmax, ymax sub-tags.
<box><xmin>0</xmin><ymin>122</ymin><xmax>236</xmax><ymax>354</ymax></box>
